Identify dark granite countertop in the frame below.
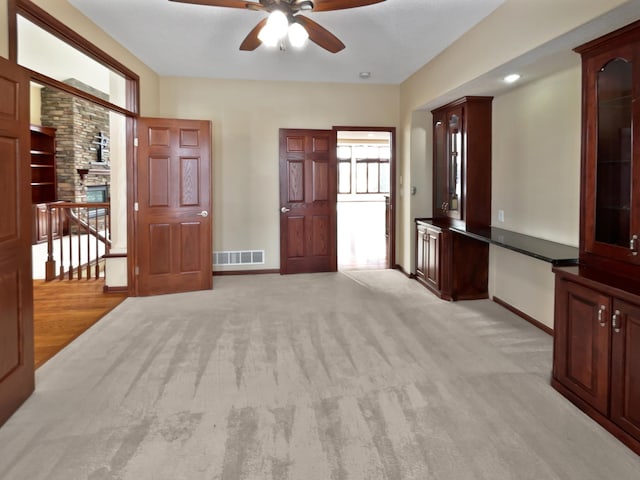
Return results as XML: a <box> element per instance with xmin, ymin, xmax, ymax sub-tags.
<box><xmin>415</xmin><ymin>218</ymin><xmax>579</xmax><ymax>266</ymax></box>
<box><xmin>452</xmin><ymin>225</ymin><xmax>579</xmax><ymax>266</ymax></box>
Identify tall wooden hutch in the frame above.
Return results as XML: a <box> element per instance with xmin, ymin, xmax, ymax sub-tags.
<box><xmin>552</xmin><ymin>20</ymin><xmax>640</xmax><ymax>455</ymax></box>
<box><xmin>415</xmin><ymin>96</ymin><xmax>493</xmax><ymax>300</ymax></box>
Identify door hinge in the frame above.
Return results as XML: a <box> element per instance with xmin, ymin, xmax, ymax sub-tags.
<box><xmin>135</xmin><ymin>266</ymin><xmax>140</xmax><ymax>276</ymax></box>
<box><xmin>134</xmin><ymin>202</ymin><xmax>139</xmax><ymax>212</ymax></box>
<box><xmin>134</xmin><ymin>137</ymin><xmax>139</xmax><ymax>147</ymax></box>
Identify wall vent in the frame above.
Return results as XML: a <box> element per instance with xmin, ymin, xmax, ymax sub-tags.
<box><xmin>213</xmin><ymin>250</ymin><xmax>265</xmax><ymax>266</ymax></box>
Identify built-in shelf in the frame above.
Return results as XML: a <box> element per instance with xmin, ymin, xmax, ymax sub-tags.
<box><xmin>450</xmin><ymin>224</ymin><xmax>579</xmax><ymax>266</ymax></box>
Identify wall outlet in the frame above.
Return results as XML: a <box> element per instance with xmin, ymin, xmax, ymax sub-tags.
<box><xmin>498</xmin><ymin>209</ymin><xmax>505</xmax><ymax>222</ymax></box>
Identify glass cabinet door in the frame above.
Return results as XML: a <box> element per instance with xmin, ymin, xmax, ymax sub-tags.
<box><xmin>446</xmin><ymin>108</ymin><xmax>463</xmax><ymax>220</ymax></box>
<box><xmin>595</xmin><ymin>58</ymin><xmax>632</xmax><ymax>247</ymax></box>
<box><xmin>585</xmin><ymin>46</ymin><xmax>639</xmax><ymax>263</ymax></box>
<box><xmin>433</xmin><ymin>111</ymin><xmax>448</xmax><ymax>217</ymax></box>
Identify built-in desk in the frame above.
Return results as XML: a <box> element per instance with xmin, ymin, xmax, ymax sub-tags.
<box><xmin>450</xmin><ymin>225</ymin><xmax>579</xmax><ymax>266</ymax></box>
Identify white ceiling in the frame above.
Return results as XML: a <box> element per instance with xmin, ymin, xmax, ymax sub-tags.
<box><xmin>67</xmin><ymin>0</ymin><xmax>505</xmax><ymax>84</ymax></box>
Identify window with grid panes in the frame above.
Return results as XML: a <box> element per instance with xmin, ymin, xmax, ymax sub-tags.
<box><xmin>338</xmin><ymin>144</ymin><xmax>390</xmax><ymax>194</ymax></box>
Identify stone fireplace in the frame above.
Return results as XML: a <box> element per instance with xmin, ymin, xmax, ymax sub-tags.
<box><xmin>40</xmin><ymin>79</ymin><xmax>111</xmax><ymax>203</ymax></box>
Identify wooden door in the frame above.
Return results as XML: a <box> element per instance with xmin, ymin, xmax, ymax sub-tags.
<box><xmin>135</xmin><ymin>118</ymin><xmax>212</xmax><ymax>296</ymax></box>
<box><xmin>0</xmin><ymin>57</ymin><xmax>33</xmax><ymax>426</ymax></box>
<box><xmin>611</xmin><ymin>299</ymin><xmax>640</xmax><ymax>440</ymax></box>
<box><xmin>553</xmin><ymin>279</ymin><xmax>611</xmax><ymax>415</ymax></box>
<box><xmin>279</xmin><ymin>129</ymin><xmax>337</xmax><ymax>274</ymax></box>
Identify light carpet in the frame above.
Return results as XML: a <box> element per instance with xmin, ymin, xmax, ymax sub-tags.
<box><xmin>1</xmin><ymin>270</ymin><xmax>639</xmax><ymax>479</ymax></box>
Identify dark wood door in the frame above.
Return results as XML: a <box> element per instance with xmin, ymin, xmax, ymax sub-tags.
<box><xmin>0</xmin><ymin>57</ymin><xmax>34</xmax><ymax>426</ymax></box>
<box><xmin>553</xmin><ymin>279</ymin><xmax>611</xmax><ymax>415</ymax></box>
<box><xmin>279</xmin><ymin>129</ymin><xmax>337</xmax><ymax>274</ymax></box>
<box><xmin>135</xmin><ymin>118</ymin><xmax>212</xmax><ymax>296</ymax></box>
<box><xmin>611</xmin><ymin>298</ymin><xmax>640</xmax><ymax>440</ymax></box>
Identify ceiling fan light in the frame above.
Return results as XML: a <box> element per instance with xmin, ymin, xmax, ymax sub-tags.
<box><xmin>266</xmin><ymin>10</ymin><xmax>289</xmax><ymax>39</ymax></box>
<box><xmin>288</xmin><ymin>22</ymin><xmax>309</xmax><ymax>48</ymax></box>
<box><xmin>258</xmin><ymin>24</ymin><xmax>279</xmax><ymax>47</ymax></box>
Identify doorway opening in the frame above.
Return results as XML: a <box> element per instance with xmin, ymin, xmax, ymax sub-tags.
<box><xmin>11</xmin><ymin>1</ymin><xmax>136</xmax><ymax>370</ymax></box>
<box><xmin>336</xmin><ymin>129</ymin><xmax>394</xmax><ymax>270</ymax></box>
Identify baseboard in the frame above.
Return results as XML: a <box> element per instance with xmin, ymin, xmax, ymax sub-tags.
<box><xmin>213</xmin><ymin>269</ymin><xmax>280</xmax><ymax>276</ymax></box>
<box><xmin>393</xmin><ymin>264</ymin><xmax>414</xmax><ymax>278</ymax></box>
<box><xmin>103</xmin><ymin>285</ymin><xmax>129</xmax><ymax>294</ymax></box>
<box><xmin>493</xmin><ymin>296</ymin><xmax>553</xmax><ymax>336</ymax></box>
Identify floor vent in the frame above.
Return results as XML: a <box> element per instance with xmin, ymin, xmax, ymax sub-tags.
<box><xmin>213</xmin><ymin>250</ymin><xmax>265</xmax><ymax>266</ymax></box>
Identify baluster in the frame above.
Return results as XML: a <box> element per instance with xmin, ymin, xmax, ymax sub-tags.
<box><xmin>106</xmin><ymin>207</ymin><xmax>111</xmax><ymax>256</ymax></box>
<box><xmin>94</xmin><ymin>206</ymin><xmax>99</xmax><ymax>279</ymax></box>
<box><xmin>86</xmin><ymin>207</ymin><xmax>92</xmax><ymax>279</ymax></box>
<box><xmin>77</xmin><ymin>208</ymin><xmax>82</xmax><ymax>279</ymax></box>
<box><xmin>58</xmin><ymin>207</ymin><xmax>65</xmax><ymax>280</ymax></box>
<box><xmin>68</xmin><ymin>211</ymin><xmax>74</xmax><ymax>279</ymax></box>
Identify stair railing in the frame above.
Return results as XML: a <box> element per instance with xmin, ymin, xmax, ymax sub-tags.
<box><xmin>45</xmin><ymin>202</ymin><xmax>111</xmax><ymax>281</ymax></box>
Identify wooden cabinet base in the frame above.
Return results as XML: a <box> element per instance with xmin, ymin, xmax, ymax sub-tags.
<box><xmin>415</xmin><ymin>219</ymin><xmax>488</xmax><ymax>301</ymax></box>
<box><xmin>553</xmin><ymin>266</ymin><xmax>640</xmax><ymax>455</ymax></box>
<box><xmin>551</xmin><ymin>377</ymin><xmax>640</xmax><ymax>456</ymax></box>
<box><xmin>32</xmin><ymin>203</ymin><xmax>63</xmax><ymax>245</ymax></box>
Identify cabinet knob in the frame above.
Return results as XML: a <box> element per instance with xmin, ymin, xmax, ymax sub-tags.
<box><xmin>597</xmin><ymin>305</ymin><xmax>607</xmax><ymax>327</ymax></box>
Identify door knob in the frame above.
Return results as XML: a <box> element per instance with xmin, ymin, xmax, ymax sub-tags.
<box><xmin>196</xmin><ymin>210</ymin><xmax>208</xmax><ymax>217</ymax></box>
<box><xmin>280</xmin><ymin>207</ymin><xmax>291</xmax><ymax>213</ymax></box>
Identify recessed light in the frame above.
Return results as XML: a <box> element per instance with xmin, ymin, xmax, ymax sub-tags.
<box><xmin>359</xmin><ymin>71</ymin><xmax>371</xmax><ymax>79</ymax></box>
<box><xmin>504</xmin><ymin>73</ymin><xmax>521</xmax><ymax>84</ymax></box>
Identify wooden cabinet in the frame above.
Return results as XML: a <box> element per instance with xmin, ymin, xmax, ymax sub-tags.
<box><xmin>416</xmin><ymin>221</ymin><xmax>443</xmax><ymax>293</ymax></box>
<box><xmin>553</xmin><ymin>276</ymin><xmax>611</xmax><ymax>415</ymax></box>
<box><xmin>32</xmin><ymin>203</ymin><xmax>63</xmax><ymax>244</ymax></box>
<box><xmin>415</xmin><ymin>219</ymin><xmax>488</xmax><ymax>300</ymax></box>
<box><xmin>552</xmin><ymin>20</ymin><xmax>640</xmax><ymax>455</ymax></box>
<box><xmin>577</xmin><ymin>21</ymin><xmax>640</xmax><ymax>277</ymax></box>
<box><xmin>30</xmin><ymin>125</ymin><xmax>57</xmax><ymax>205</ymax></box>
<box><xmin>431</xmin><ymin>97</ymin><xmax>492</xmax><ymax>226</ymax></box>
<box><xmin>30</xmin><ymin>125</ymin><xmax>59</xmax><ymax>244</ymax></box>
<box><xmin>553</xmin><ymin>268</ymin><xmax>640</xmax><ymax>454</ymax></box>
<box><xmin>414</xmin><ymin>96</ymin><xmax>492</xmax><ymax>300</ymax></box>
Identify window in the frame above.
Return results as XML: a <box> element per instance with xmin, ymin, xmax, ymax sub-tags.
<box><xmin>338</xmin><ymin>143</ymin><xmax>390</xmax><ymax>195</ymax></box>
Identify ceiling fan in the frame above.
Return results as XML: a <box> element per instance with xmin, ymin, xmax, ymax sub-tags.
<box><xmin>168</xmin><ymin>0</ymin><xmax>386</xmax><ymax>53</ymax></box>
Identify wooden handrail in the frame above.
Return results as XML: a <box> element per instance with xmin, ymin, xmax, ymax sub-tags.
<box><xmin>45</xmin><ymin>202</ymin><xmax>111</xmax><ymax>281</ymax></box>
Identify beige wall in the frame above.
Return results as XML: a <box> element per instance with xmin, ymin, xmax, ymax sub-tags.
<box><xmin>157</xmin><ymin>77</ymin><xmax>400</xmax><ymax>270</ymax></box>
<box><xmin>489</xmin><ymin>65</ymin><xmax>581</xmax><ymax>328</ymax></box>
<box><xmin>492</xmin><ymin>65</ymin><xmax>581</xmax><ymax>244</ymax></box>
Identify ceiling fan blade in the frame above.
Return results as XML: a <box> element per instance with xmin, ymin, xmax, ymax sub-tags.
<box><xmin>168</xmin><ymin>0</ymin><xmax>261</xmax><ymax>9</ymax></box>
<box><xmin>240</xmin><ymin>18</ymin><xmax>268</xmax><ymax>51</ymax></box>
<box><xmin>311</xmin><ymin>0</ymin><xmax>385</xmax><ymax>12</ymax></box>
<box><xmin>295</xmin><ymin>15</ymin><xmax>345</xmax><ymax>53</ymax></box>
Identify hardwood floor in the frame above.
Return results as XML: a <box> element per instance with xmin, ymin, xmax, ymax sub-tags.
<box><xmin>338</xmin><ymin>200</ymin><xmax>387</xmax><ymax>270</ymax></box>
<box><xmin>33</xmin><ymin>278</ymin><xmax>127</xmax><ymax>369</ymax></box>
